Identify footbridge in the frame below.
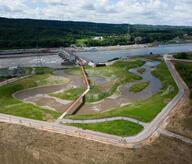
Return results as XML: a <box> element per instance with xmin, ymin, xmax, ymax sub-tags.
<box><xmin>57</xmin><ymin>48</ymin><xmax>91</xmax><ymax>120</ymax></box>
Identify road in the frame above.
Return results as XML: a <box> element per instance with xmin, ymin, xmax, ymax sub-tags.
<box><xmin>0</xmin><ymin>55</ymin><xmax>190</xmax><ymax>147</ymax></box>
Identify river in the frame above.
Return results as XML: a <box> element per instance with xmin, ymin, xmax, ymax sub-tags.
<box><xmin>76</xmin><ymin>43</ymin><xmax>192</xmax><ymax>63</ymax></box>
<box><xmin>0</xmin><ymin>43</ymin><xmax>191</xmax><ymax>68</ymax></box>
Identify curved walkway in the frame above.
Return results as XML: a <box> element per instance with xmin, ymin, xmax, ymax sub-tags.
<box><xmin>61</xmin><ymin>116</ymin><xmax>147</xmax><ymax>127</ymax></box>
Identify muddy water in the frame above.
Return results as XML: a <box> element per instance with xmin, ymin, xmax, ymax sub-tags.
<box><xmin>119</xmin><ymin>61</ymin><xmax>162</xmax><ymax>101</ymax></box>
<box><xmin>25</xmin><ymin>96</ymin><xmax>70</xmax><ymax>113</ymax></box>
<box><xmin>14</xmin><ymin>84</ymin><xmax>68</xmax><ymax>100</ymax></box>
<box><xmin>89</xmin><ymin>76</ymin><xmax>110</xmax><ymax>85</ymax></box>
<box><xmin>75</xmin><ymin>61</ymin><xmax>162</xmax><ymax>115</ymax></box>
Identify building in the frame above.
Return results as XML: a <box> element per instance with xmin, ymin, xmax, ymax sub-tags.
<box><xmin>93</xmin><ymin>36</ymin><xmax>104</xmax><ymax>40</ymax></box>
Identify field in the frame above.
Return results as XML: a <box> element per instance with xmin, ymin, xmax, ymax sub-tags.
<box><xmin>66</xmin><ymin>120</ymin><xmax>143</xmax><ymax>136</ymax></box>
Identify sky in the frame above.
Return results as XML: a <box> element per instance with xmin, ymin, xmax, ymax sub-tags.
<box><xmin>0</xmin><ymin>0</ymin><xmax>191</xmax><ymax>26</ymax></box>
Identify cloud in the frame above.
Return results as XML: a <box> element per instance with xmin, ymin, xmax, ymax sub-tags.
<box><xmin>81</xmin><ymin>3</ymin><xmax>96</xmax><ymax>11</ymax></box>
<box><xmin>0</xmin><ymin>0</ymin><xmax>191</xmax><ymax>26</ymax></box>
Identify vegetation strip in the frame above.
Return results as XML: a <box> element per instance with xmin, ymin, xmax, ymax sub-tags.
<box><xmin>175</xmin><ymin>62</ymin><xmax>192</xmax><ymax>98</ymax></box>
<box><xmin>173</xmin><ymin>52</ymin><xmax>192</xmax><ymax>60</ymax></box>
<box><xmin>66</xmin><ymin>120</ymin><xmax>144</xmax><ymax>137</ymax></box>
<box><xmin>137</xmin><ymin>68</ymin><xmax>145</xmax><ymax>74</ymax></box>
<box><xmin>129</xmin><ymin>81</ymin><xmax>150</xmax><ymax>93</ymax></box>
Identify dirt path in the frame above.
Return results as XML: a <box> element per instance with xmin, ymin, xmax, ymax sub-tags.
<box><xmin>158</xmin><ymin>128</ymin><xmax>192</xmax><ymax>145</ymax></box>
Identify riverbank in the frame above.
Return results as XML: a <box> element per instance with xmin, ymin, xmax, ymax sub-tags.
<box><xmin>74</xmin><ymin>43</ymin><xmax>152</xmax><ymax>52</ymax></box>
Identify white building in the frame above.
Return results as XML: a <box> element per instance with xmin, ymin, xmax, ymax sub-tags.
<box><xmin>93</xmin><ymin>36</ymin><xmax>103</xmax><ymax>40</ymax></box>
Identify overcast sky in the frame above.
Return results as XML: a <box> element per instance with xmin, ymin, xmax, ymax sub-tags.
<box><xmin>0</xmin><ymin>0</ymin><xmax>191</xmax><ymax>26</ymax></box>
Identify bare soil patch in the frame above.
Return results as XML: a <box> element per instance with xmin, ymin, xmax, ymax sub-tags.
<box><xmin>166</xmin><ymin>95</ymin><xmax>192</xmax><ymax>139</ymax></box>
<box><xmin>0</xmin><ymin>122</ymin><xmax>191</xmax><ymax>164</ymax></box>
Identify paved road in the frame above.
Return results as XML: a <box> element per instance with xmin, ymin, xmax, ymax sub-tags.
<box><xmin>0</xmin><ymin>55</ymin><xmax>189</xmax><ymax>147</ymax></box>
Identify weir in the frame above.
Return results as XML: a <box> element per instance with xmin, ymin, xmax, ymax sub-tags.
<box><xmin>58</xmin><ymin>48</ymin><xmax>96</xmax><ymax>67</ymax></box>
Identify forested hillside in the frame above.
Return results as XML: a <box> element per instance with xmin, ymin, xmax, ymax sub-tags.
<box><xmin>0</xmin><ymin>17</ymin><xmax>192</xmax><ymax>49</ymax></box>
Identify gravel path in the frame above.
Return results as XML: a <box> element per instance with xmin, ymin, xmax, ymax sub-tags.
<box><xmin>61</xmin><ymin>116</ymin><xmax>147</xmax><ymax>127</ymax></box>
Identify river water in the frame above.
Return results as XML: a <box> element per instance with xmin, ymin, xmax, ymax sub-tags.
<box><xmin>0</xmin><ymin>43</ymin><xmax>191</xmax><ymax>68</ymax></box>
<box><xmin>76</xmin><ymin>43</ymin><xmax>192</xmax><ymax>63</ymax></box>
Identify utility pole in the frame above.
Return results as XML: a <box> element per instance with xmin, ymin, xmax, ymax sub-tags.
<box><xmin>36</xmin><ymin>41</ymin><xmax>43</xmax><ymax>67</ymax></box>
<box><xmin>127</xmin><ymin>24</ymin><xmax>130</xmax><ymax>43</ymax></box>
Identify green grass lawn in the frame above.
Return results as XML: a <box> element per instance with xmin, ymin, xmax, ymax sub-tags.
<box><xmin>66</xmin><ymin>120</ymin><xmax>143</xmax><ymax>136</ymax></box>
<box><xmin>0</xmin><ymin>74</ymin><xmax>60</xmax><ymax>121</ymax></box>
<box><xmin>129</xmin><ymin>81</ymin><xmax>150</xmax><ymax>93</ymax></box>
<box><xmin>50</xmin><ymin>84</ymin><xmax>118</xmax><ymax>103</ymax></box>
<box><xmin>35</xmin><ymin>67</ymin><xmax>53</xmax><ymax>74</ymax></box>
<box><xmin>137</xmin><ymin>68</ymin><xmax>145</xmax><ymax>74</ymax></box>
<box><xmin>51</xmin><ymin>60</ymin><xmax>145</xmax><ymax>102</ymax></box>
<box><xmin>173</xmin><ymin>52</ymin><xmax>192</xmax><ymax>60</ymax></box>
<box><xmin>175</xmin><ymin>63</ymin><xmax>192</xmax><ymax>98</ymax></box>
<box><xmin>50</xmin><ymin>87</ymin><xmax>84</xmax><ymax>100</ymax></box>
<box><xmin>67</xmin><ymin>61</ymin><xmax>178</xmax><ymax>122</ymax></box>
<box><xmin>75</xmin><ymin>38</ymin><xmax>90</xmax><ymax>46</ymax></box>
